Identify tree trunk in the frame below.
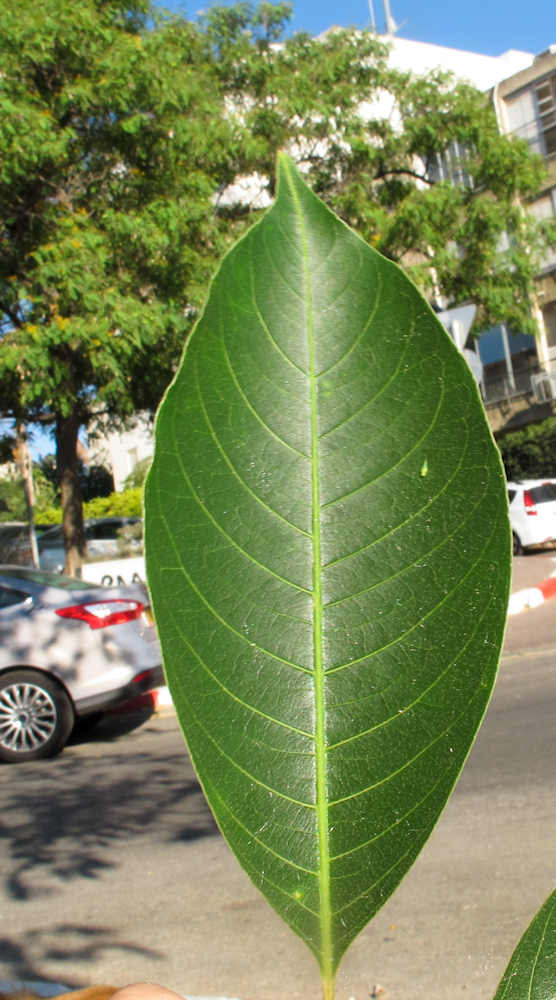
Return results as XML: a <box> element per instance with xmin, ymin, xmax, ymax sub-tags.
<box><xmin>14</xmin><ymin>424</ymin><xmax>40</xmax><ymax>568</ymax></box>
<box><xmin>56</xmin><ymin>411</ymin><xmax>86</xmax><ymax>576</ymax></box>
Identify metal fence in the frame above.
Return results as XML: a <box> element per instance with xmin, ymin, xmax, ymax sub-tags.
<box><xmin>482</xmin><ymin>363</ymin><xmax>543</xmax><ymax>404</ymax></box>
<box><xmin>0</xmin><ymin>523</ymin><xmax>34</xmax><ymax>566</ymax></box>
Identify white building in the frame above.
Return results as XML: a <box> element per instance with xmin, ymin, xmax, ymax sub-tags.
<box><xmin>384</xmin><ymin>35</ymin><xmax>533</xmax><ymax>90</ymax></box>
<box><xmin>90</xmin><ymin>416</ymin><xmax>154</xmax><ymax>493</ymax></box>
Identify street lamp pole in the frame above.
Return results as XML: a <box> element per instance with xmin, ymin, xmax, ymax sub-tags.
<box><xmin>383</xmin><ymin>0</ymin><xmax>397</xmax><ymax>35</ymax></box>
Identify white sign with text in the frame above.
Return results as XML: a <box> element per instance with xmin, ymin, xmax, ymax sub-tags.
<box><xmin>81</xmin><ymin>556</ymin><xmax>146</xmax><ymax>588</ymax></box>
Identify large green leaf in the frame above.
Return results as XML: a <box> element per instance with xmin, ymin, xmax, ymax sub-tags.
<box><xmin>494</xmin><ymin>889</ymin><xmax>556</xmax><ymax>1000</ymax></box>
<box><xmin>145</xmin><ymin>154</ymin><xmax>511</xmax><ymax>996</ymax></box>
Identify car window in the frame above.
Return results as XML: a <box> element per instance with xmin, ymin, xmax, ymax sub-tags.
<box><xmin>39</xmin><ymin>525</ymin><xmax>63</xmax><ymax>542</ymax></box>
<box><xmin>87</xmin><ymin>522</ymin><xmax>121</xmax><ymax>540</ymax></box>
<box><xmin>0</xmin><ymin>585</ymin><xmax>29</xmax><ymax>609</ymax></box>
<box><xmin>529</xmin><ymin>484</ymin><xmax>556</xmax><ymax>504</ymax></box>
<box><xmin>508</xmin><ymin>489</ymin><xmax>516</xmax><ymax>503</ymax></box>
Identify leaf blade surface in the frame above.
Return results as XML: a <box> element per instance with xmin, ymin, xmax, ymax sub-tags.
<box><xmin>145</xmin><ymin>155</ymin><xmax>511</xmax><ymax>982</ymax></box>
<box><xmin>494</xmin><ymin>889</ymin><xmax>556</xmax><ymax>1000</ymax></box>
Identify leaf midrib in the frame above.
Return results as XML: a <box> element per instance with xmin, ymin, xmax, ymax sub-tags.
<box><xmin>280</xmin><ymin>154</ymin><xmax>332</xmax><ymax>981</ymax></box>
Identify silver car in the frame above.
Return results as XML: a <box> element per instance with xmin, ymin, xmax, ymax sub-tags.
<box><xmin>0</xmin><ymin>565</ymin><xmax>163</xmax><ymax>764</ymax></box>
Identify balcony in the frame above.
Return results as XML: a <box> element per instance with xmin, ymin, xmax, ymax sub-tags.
<box><xmin>481</xmin><ymin>361</ymin><xmax>556</xmax><ymax>434</ymax></box>
<box><xmin>481</xmin><ymin>361</ymin><xmax>556</xmax><ymax>406</ymax></box>
<box><xmin>481</xmin><ymin>362</ymin><xmax>543</xmax><ymax>404</ymax></box>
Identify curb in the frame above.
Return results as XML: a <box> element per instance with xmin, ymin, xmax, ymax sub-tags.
<box><xmin>508</xmin><ymin>570</ymin><xmax>556</xmax><ymax>616</ymax></box>
<box><xmin>152</xmin><ymin>684</ymin><xmax>175</xmax><ymax>713</ymax></box>
<box><xmin>108</xmin><ymin>685</ymin><xmax>175</xmax><ymax>716</ymax></box>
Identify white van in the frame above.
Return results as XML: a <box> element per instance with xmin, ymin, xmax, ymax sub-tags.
<box><xmin>508</xmin><ymin>479</ymin><xmax>556</xmax><ymax>555</ymax></box>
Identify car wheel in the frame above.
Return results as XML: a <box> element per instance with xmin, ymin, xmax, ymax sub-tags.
<box><xmin>0</xmin><ymin>669</ymin><xmax>74</xmax><ymax>764</ymax></box>
<box><xmin>512</xmin><ymin>532</ymin><xmax>523</xmax><ymax>556</ymax></box>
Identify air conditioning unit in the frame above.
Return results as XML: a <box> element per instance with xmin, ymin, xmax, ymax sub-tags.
<box><xmin>531</xmin><ymin>373</ymin><xmax>556</xmax><ymax>402</ymax></box>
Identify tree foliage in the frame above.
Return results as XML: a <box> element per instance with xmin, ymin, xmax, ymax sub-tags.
<box><xmin>0</xmin><ymin>466</ymin><xmax>58</xmax><ymax>522</ymax></box>
<box><xmin>498</xmin><ymin>416</ymin><xmax>556</xmax><ymax>481</ymax></box>
<box><xmin>0</xmin><ymin>0</ymin><xmax>232</xmax><ymax>567</ymax></box>
<box><xmin>39</xmin><ymin>454</ymin><xmax>113</xmax><ymax>502</ymax></box>
<box><xmin>123</xmin><ymin>454</ymin><xmax>152</xmax><ymax>489</ymax></box>
<box><xmin>0</xmin><ymin>0</ymin><xmax>551</xmax><ymax>569</ymax></box>
<box><xmin>348</xmin><ymin>75</ymin><xmax>554</xmax><ymax>334</ymax></box>
<box><xmin>198</xmin><ymin>6</ymin><xmax>552</xmax><ymax>335</ymax></box>
<box><xmin>83</xmin><ymin>486</ymin><xmax>142</xmax><ymax>517</ymax></box>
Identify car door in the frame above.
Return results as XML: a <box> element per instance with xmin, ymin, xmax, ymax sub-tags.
<box><xmin>0</xmin><ymin>584</ymin><xmax>36</xmax><ymax>669</ymax></box>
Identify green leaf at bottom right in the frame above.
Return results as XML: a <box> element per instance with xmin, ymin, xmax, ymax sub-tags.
<box><xmin>494</xmin><ymin>889</ymin><xmax>556</xmax><ymax>1000</ymax></box>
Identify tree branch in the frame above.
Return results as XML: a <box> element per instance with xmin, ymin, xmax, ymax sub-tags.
<box><xmin>376</xmin><ymin>166</ymin><xmax>433</xmax><ymax>185</ymax></box>
<box><xmin>0</xmin><ymin>300</ymin><xmax>24</xmax><ymax>329</ymax></box>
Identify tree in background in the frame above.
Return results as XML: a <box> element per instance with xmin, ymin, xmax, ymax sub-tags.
<box><xmin>365</xmin><ymin>76</ymin><xmax>555</xmax><ymax>334</ymax></box>
<box><xmin>498</xmin><ymin>417</ymin><xmax>556</xmax><ymax>481</ymax></box>
<box><xmin>0</xmin><ymin>465</ymin><xmax>58</xmax><ymax>524</ymax></box>
<box><xmin>200</xmin><ymin>6</ymin><xmax>553</xmax><ymax>334</ymax></box>
<box><xmin>123</xmin><ymin>455</ymin><xmax>152</xmax><ymax>490</ymax></box>
<box><xmin>39</xmin><ymin>454</ymin><xmax>113</xmax><ymax>503</ymax></box>
<box><xmin>0</xmin><ymin>0</ymin><xmax>552</xmax><ymax>571</ymax></box>
<box><xmin>0</xmin><ymin>0</ymin><xmax>234</xmax><ymax>571</ymax></box>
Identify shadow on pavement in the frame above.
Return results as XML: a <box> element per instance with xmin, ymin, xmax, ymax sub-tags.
<box><xmin>0</xmin><ymin>924</ymin><xmax>161</xmax><ymax>987</ymax></box>
<box><xmin>0</xmin><ymin>716</ymin><xmax>218</xmax><ymax>902</ymax></box>
<box><xmin>67</xmin><ymin>707</ymin><xmax>156</xmax><ymax>747</ymax></box>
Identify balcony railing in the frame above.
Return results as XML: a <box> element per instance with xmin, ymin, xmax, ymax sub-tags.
<box><xmin>481</xmin><ymin>362</ymin><xmax>545</xmax><ymax>404</ymax></box>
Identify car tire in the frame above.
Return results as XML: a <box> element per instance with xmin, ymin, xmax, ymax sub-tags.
<box><xmin>512</xmin><ymin>532</ymin><xmax>523</xmax><ymax>556</ymax></box>
<box><xmin>0</xmin><ymin>669</ymin><xmax>74</xmax><ymax>764</ymax></box>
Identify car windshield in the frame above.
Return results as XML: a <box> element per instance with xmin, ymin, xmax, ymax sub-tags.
<box><xmin>0</xmin><ymin>566</ymin><xmax>105</xmax><ymax>590</ymax></box>
<box><xmin>86</xmin><ymin>522</ymin><xmax>122</xmax><ymax>540</ymax></box>
<box><xmin>528</xmin><ymin>483</ymin><xmax>556</xmax><ymax>504</ymax></box>
<box><xmin>38</xmin><ymin>526</ymin><xmax>63</xmax><ymax>540</ymax></box>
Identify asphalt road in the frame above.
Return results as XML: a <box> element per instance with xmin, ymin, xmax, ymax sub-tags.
<box><xmin>1</xmin><ymin>553</ymin><xmax>556</xmax><ymax>1000</ymax></box>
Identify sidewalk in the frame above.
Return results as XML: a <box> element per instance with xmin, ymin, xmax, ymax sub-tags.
<box><xmin>502</xmin><ymin>549</ymin><xmax>556</xmax><ymax>657</ymax></box>
<box><xmin>510</xmin><ymin>548</ymin><xmax>556</xmax><ymax>592</ymax></box>
<box><xmin>504</xmin><ymin>592</ymin><xmax>556</xmax><ymax>657</ymax></box>
<box><xmin>508</xmin><ymin>549</ymin><xmax>556</xmax><ymax>616</ymax></box>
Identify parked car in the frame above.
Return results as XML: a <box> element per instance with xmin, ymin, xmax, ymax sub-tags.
<box><xmin>38</xmin><ymin>516</ymin><xmax>142</xmax><ymax>572</ymax></box>
<box><xmin>0</xmin><ymin>565</ymin><xmax>163</xmax><ymax>763</ymax></box>
<box><xmin>508</xmin><ymin>479</ymin><xmax>556</xmax><ymax>555</ymax></box>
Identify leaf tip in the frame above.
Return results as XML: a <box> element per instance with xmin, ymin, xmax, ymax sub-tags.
<box><xmin>276</xmin><ymin>150</ymin><xmax>299</xmax><ymax>192</ymax></box>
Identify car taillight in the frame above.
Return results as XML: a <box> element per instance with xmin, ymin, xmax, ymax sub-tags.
<box><xmin>132</xmin><ymin>669</ymin><xmax>153</xmax><ymax>685</ymax></box>
<box><xmin>55</xmin><ymin>600</ymin><xmax>144</xmax><ymax>630</ymax></box>
<box><xmin>524</xmin><ymin>490</ymin><xmax>537</xmax><ymax>516</ymax></box>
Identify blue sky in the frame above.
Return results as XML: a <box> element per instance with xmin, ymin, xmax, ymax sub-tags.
<box><xmin>1</xmin><ymin>419</ymin><xmax>56</xmax><ymax>462</ymax></box>
<box><xmin>159</xmin><ymin>0</ymin><xmax>555</xmax><ymax>58</ymax></box>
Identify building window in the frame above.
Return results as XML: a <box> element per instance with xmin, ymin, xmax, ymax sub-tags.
<box><xmin>504</xmin><ymin>75</ymin><xmax>556</xmax><ymax>158</ymax></box>
<box><xmin>543</xmin><ymin>301</ymin><xmax>556</xmax><ymax>350</ymax></box>
<box><xmin>426</xmin><ymin>140</ymin><xmax>473</xmax><ymax>187</ymax></box>
<box><xmin>535</xmin><ymin>74</ymin><xmax>556</xmax><ymax>157</ymax></box>
<box><xmin>505</xmin><ymin>88</ymin><xmax>543</xmax><ymax>153</ymax></box>
<box><xmin>528</xmin><ymin>190</ymin><xmax>556</xmax><ymax>271</ymax></box>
